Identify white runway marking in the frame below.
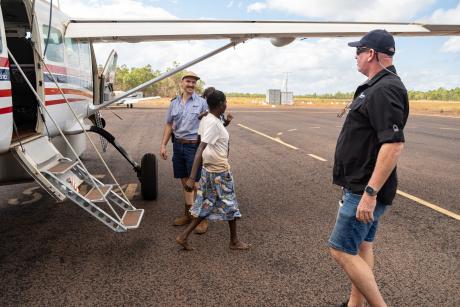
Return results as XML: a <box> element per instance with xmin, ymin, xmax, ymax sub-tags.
<box><xmin>238</xmin><ymin>124</ymin><xmax>299</xmax><ymax>150</ymax></box>
<box><xmin>124</xmin><ymin>183</ymin><xmax>138</xmax><ymax>201</ymax></box>
<box><xmin>396</xmin><ymin>190</ymin><xmax>460</xmax><ymax>221</ymax></box>
<box><xmin>309</xmin><ymin>126</ymin><xmax>321</xmax><ymax>129</ymax></box>
<box><xmin>439</xmin><ymin>127</ymin><xmax>460</xmax><ymax>131</ymax></box>
<box><xmin>277</xmin><ymin>132</ymin><xmax>283</xmax><ymax>136</ymax></box>
<box><xmin>7</xmin><ymin>187</ymin><xmax>43</xmax><ymax>206</ymax></box>
<box><xmin>288</xmin><ymin>129</ymin><xmax>297</xmax><ymax>132</ymax></box>
<box><xmin>307</xmin><ymin>154</ymin><xmax>327</xmax><ymax>162</ymax></box>
<box><xmin>238</xmin><ymin>124</ymin><xmax>329</xmax><ymax>163</ymax></box>
<box><xmin>412</xmin><ymin>113</ymin><xmax>460</xmax><ymax>119</ymax></box>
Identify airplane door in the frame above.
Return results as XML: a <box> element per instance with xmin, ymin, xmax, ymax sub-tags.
<box><xmin>100</xmin><ymin>50</ymin><xmax>118</xmax><ymax>103</ymax></box>
<box><xmin>0</xmin><ymin>7</ymin><xmax>13</xmax><ymax>153</ymax></box>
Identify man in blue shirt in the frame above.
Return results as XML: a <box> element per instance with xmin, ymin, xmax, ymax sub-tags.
<box><xmin>160</xmin><ymin>72</ymin><xmax>209</xmax><ymax>234</ymax></box>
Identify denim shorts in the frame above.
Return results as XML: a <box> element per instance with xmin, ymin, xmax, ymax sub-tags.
<box><xmin>328</xmin><ymin>190</ymin><xmax>388</xmax><ymax>255</ymax></box>
<box><xmin>172</xmin><ymin>142</ymin><xmax>201</xmax><ymax>181</ymax></box>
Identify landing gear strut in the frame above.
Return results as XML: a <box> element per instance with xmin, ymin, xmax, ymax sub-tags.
<box><xmin>88</xmin><ymin>126</ymin><xmax>158</xmax><ymax>200</ymax></box>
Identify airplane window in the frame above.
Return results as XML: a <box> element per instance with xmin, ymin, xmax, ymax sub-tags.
<box><xmin>78</xmin><ymin>41</ymin><xmax>93</xmax><ymax>91</ymax></box>
<box><xmin>43</xmin><ymin>25</ymin><xmax>64</xmax><ymax>62</ymax></box>
<box><xmin>65</xmin><ymin>38</ymin><xmax>80</xmax><ymax>68</ymax></box>
<box><xmin>78</xmin><ymin>41</ymin><xmax>91</xmax><ymax>70</ymax></box>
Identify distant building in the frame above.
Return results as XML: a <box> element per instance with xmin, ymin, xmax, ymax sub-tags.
<box><xmin>281</xmin><ymin>91</ymin><xmax>294</xmax><ymax>105</ymax></box>
<box><xmin>266</xmin><ymin>89</ymin><xmax>293</xmax><ymax>105</ymax></box>
<box><xmin>266</xmin><ymin>89</ymin><xmax>281</xmax><ymax>104</ymax></box>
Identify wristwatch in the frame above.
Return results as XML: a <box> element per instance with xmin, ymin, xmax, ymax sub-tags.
<box><xmin>365</xmin><ymin>185</ymin><xmax>378</xmax><ymax>196</ymax></box>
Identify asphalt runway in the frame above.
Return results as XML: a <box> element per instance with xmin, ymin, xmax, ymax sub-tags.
<box><xmin>0</xmin><ymin>107</ymin><xmax>458</xmax><ymax>306</ymax></box>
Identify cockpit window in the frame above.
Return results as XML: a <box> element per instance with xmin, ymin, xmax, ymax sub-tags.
<box><xmin>43</xmin><ymin>25</ymin><xmax>64</xmax><ymax>62</ymax></box>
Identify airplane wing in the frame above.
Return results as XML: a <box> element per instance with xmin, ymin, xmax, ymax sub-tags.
<box><xmin>65</xmin><ymin>20</ymin><xmax>460</xmax><ymax>43</ymax></box>
<box><xmin>80</xmin><ymin>20</ymin><xmax>459</xmax><ymax>114</ymax></box>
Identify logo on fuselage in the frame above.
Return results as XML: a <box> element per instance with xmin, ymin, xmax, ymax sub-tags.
<box><xmin>0</xmin><ymin>69</ymin><xmax>9</xmax><ymax>81</ymax></box>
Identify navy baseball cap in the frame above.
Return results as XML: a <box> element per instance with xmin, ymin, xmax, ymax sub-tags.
<box><xmin>348</xmin><ymin>29</ymin><xmax>396</xmax><ymax>56</ymax></box>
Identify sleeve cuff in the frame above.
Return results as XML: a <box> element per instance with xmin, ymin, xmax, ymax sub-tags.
<box><xmin>377</xmin><ymin>128</ymin><xmax>405</xmax><ymax>144</ymax></box>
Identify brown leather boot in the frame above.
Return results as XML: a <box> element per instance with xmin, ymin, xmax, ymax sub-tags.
<box><xmin>194</xmin><ymin>219</ymin><xmax>208</xmax><ymax>234</ymax></box>
<box><xmin>173</xmin><ymin>204</ymin><xmax>192</xmax><ymax>226</ymax></box>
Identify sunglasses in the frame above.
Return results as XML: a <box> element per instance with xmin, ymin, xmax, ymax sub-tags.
<box><xmin>356</xmin><ymin>47</ymin><xmax>372</xmax><ymax>55</ymax></box>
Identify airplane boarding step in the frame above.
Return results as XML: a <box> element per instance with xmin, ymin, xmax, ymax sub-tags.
<box><xmin>11</xmin><ymin>136</ymin><xmax>144</xmax><ymax>232</ymax></box>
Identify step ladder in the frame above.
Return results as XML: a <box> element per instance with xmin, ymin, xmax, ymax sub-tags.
<box><xmin>11</xmin><ymin>136</ymin><xmax>144</xmax><ymax>232</ymax></box>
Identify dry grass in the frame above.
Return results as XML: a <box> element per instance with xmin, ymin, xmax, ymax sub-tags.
<box><xmin>408</xmin><ymin>100</ymin><xmax>460</xmax><ymax>116</ymax></box>
<box><xmin>111</xmin><ymin>97</ymin><xmax>460</xmax><ymax>117</ymax></box>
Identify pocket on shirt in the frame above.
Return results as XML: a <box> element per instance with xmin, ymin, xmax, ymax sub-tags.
<box><xmin>187</xmin><ymin>106</ymin><xmax>201</xmax><ymax>121</ymax></box>
<box><xmin>170</xmin><ymin>108</ymin><xmax>180</xmax><ymax>121</ymax></box>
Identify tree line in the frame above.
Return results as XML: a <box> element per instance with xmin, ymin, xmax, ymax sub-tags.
<box><xmin>299</xmin><ymin>88</ymin><xmax>460</xmax><ymax>101</ymax></box>
<box><xmin>113</xmin><ymin>62</ymin><xmax>205</xmax><ymax>98</ymax></box>
<box><xmin>112</xmin><ymin>64</ymin><xmax>460</xmax><ymax>101</ymax></box>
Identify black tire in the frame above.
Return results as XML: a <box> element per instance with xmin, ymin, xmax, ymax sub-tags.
<box><xmin>140</xmin><ymin>153</ymin><xmax>158</xmax><ymax>200</ymax></box>
<box><xmin>129</xmin><ymin>104</ymin><xmax>133</xmax><ymax>108</ymax></box>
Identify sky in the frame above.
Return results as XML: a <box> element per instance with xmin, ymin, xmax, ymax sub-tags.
<box><xmin>59</xmin><ymin>0</ymin><xmax>460</xmax><ymax>94</ymax></box>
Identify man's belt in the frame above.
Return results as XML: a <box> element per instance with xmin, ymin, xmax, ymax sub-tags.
<box><xmin>175</xmin><ymin>138</ymin><xmax>200</xmax><ymax>144</ymax></box>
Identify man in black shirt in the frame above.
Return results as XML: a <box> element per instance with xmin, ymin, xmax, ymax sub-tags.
<box><xmin>329</xmin><ymin>30</ymin><xmax>408</xmax><ymax>307</ymax></box>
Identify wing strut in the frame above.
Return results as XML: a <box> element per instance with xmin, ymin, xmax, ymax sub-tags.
<box><xmin>89</xmin><ymin>39</ymin><xmax>245</xmax><ymax>115</ymax></box>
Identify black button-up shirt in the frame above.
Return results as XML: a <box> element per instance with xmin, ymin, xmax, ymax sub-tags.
<box><xmin>333</xmin><ymin>66</ymin><xmax>409</xmax><ymax>205</ymax></box>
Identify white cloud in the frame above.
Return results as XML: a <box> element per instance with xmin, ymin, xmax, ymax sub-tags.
<box><xmin>227</xmin><ymin>1</ymin><xmax>234</xmax><ymax>8</ymax></box>
<box><xmin>59</xmin><ymin>0</ymin><xmax>176</xmax><ymax>19</ymax></box>
<box><xmin>420</xmin><ymin>2</ymin><xmax>460</xmax><ymax>53</ymax></box>
<box><xmin>247</xmin><ymin>2</ymin><xmax>268</xmax><ymax>13</ymax></box>
<box><xmin>424</xmin><ymin>2</ymin><xmax>460</xmax><ymax>23</ymax></box>
<box><xmin>441</xmin><ymin>37</ymin><xmax>460</xmax><ymax>53</ymax></box>
<box><xmin>246</xmin><ymin>0</ymin><xmax>435</xmax><ymax>21</ymax></box>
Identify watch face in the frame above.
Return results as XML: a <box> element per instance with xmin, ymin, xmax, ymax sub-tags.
<box><xmin>365</xmin><ymin>186</ymin><xmax>377</xmax><ymax>195</ymax></box>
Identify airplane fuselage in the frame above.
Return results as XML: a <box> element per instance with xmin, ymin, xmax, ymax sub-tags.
<box><xmin>0</xmin><ymin>0</ymin><xmax>98</xmax><ymax>184</ymax></box>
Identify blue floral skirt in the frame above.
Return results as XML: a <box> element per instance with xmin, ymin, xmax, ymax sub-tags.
<box><xmin>190</xmin><ymin>168</ymin><xmax>242</xmax><ymax>221</ymax></box>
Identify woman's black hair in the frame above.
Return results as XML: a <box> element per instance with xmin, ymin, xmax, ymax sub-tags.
<box><xmin>206</xmin><ymin>90</ymin><xmax>226</xmax><ymax>110</ymax></box>
<box><xmin>202</xmin><ymin>87</ymin><xmax>216</xmax><ymax>99</ymax></box>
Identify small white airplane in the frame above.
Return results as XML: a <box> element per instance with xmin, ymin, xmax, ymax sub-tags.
<box><xmin>0</xmin><ymin>0</ymin><xmax>458</xmax><ymax>232</ymax></box>
<box><xmin>113</xmin><ymin>91</ymin><xmax>161</xmax><ymax>108</ymax></box>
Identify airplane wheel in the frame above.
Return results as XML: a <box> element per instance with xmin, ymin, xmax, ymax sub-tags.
<box><xmin>129</xmin><ymin>104</ymin><xmax>133</xmax><ymax>108</ymax></box>
<box><xmin>140</xmin><ymin>153</ymin><xmax>157</xmax><ymax>200</ymax></box>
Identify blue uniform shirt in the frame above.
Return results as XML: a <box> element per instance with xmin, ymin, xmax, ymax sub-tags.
<box><xmin>165</xmin><ymin>93</ymin><xmax>208</xmax><ymax>140</ymax></box>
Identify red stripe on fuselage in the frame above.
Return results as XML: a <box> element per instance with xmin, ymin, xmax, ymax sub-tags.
<box><xmin>45</xmin><ymin>64</ymin><xmax>81</xmax><ymax>77</ymax></box>
<box><xmin>0</xmin><ymin>57</ymin><xmax>9</xmax><ymax>68</ymax></box>
<box><xmin>45</xmin><ymin>98</ymin><xmax>86</xmax><ymax>106</ymax></box>
<box><xmin>45</xmin><ymin>88</ymin><xmax>93</xmax><ymax>98</ymax></box>
<box><xmin>0</xmin><ymin>89</ymin><xmax>12</xmax><ymax>97</ymax></box>
<box><xmin>0</xmin><ymin>106</ymin><xmax>13</xmax><ymax>115</ymax></box>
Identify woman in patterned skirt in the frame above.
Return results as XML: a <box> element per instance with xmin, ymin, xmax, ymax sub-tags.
<box><xmin>176</xmin><ymin>90</ymin><xmax>250</xmax><ymax>251</ymax></box>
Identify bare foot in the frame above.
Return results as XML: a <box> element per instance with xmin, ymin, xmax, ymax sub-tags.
<box><xmin>176</xmin><ymin>236</ymin><xmax>194</xmax><ymax>251</ymax></box>
<box><xmin>229</xmin><ymin>241</ymin><xmax>251</xmax><ymax>250</ymax></box>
